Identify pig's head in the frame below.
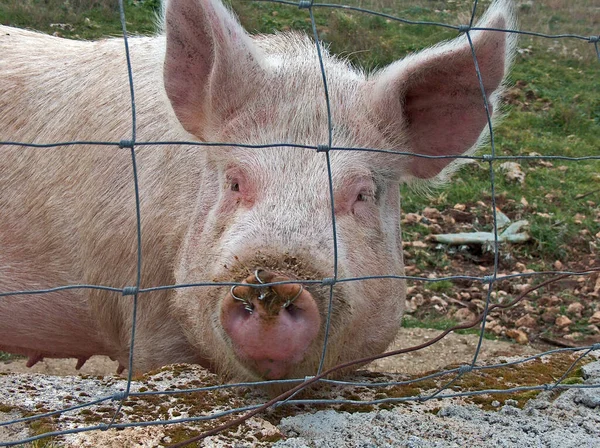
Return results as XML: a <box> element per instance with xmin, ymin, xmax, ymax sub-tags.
<box><xmin>164</xmin><ymin>0</ymin><xmax>515</xmax><ymax>381</ymax></box>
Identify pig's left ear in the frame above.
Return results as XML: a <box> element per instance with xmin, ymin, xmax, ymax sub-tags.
<box><xmin>369</xmin><ymin>6</ymin><xmax>514</xmax><ymax>180</ymax></box>
<box><xmin>162</xmin><ymin>0</ymin><xmax>265</xmax><ymax>138</ymax></box>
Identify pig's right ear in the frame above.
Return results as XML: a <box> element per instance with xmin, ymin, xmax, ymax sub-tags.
<box><xmin>163</xmin><ymin>0</ymin><xmax>264</xmax><ymax>137</ymax></box>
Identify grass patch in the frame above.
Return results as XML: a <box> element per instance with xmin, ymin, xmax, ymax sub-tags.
<box><xmin>402</xmin><ymin>315</ymin><xmax>500</xmax><ymax>340</ymax></box>
<box><xmin>0</xmin><ymin>351</ymin><xmax>23</xmax><ymax>362</ymax></box>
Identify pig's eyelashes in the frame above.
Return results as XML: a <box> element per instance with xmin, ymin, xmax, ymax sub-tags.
<box><xmin>356</xmin><ymin>192</ymin><xmax>370</xmax><ymax>202</ymax></box>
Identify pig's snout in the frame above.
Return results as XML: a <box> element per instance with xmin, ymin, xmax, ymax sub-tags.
<box><xmin>220</xmin><ymin>270</ymin><xmax>321</xmax><ymax>379</ymax></box>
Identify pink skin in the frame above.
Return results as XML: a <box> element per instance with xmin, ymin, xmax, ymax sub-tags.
<box><xmin>220</xmin><ymin>272</ymin><xmax>320</xmax><ymax>379</ymax></box>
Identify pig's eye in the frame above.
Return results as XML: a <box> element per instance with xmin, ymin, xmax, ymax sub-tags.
<box><xmin>356</xmin><ymin>191</ymin><xmax>374</xmax><ymax>203</ymax></box>
<box><xmin>231</xmin><ymin>182</ymin><xmax>240</xmax><ymax>192</ymax></box>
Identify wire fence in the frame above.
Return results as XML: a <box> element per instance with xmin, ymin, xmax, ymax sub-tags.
<box><xmin>0</xmin><ymin>0</ymin><xmax>599</xmax><ymax>446</ymax></box>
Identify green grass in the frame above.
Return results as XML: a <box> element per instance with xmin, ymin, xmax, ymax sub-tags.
<box><xmin>402</xmin><ymin>315</ymin><xmax>500</xmax><ymax>340</ymax></box>
<box><xmin>1</xmin><ymin>0</ymin><xmax>598</xmax><ymax>266</ymax></box>
<box><xmin>0</xmin><ymin>351</ymin><xmax>22</xmax><ymax>362</ymax></box>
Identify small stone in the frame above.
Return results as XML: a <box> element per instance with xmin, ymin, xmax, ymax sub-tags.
<box><xmin>405</xmin><ymin>299</ymin><xmax>417</xmax><ymax>314</ymax></box>
<box><xmin>500</xmin><ymin>162</ymin><xmax>526</xmax><ymax>184</ymax></box>
<box><xmin>422</xmin><ymin>207</ymin><xmax>442</xmax><ymax>219</ymax></box>
<box><xmin>587</xmin><ymin>324</ymin><xmax>600</xmax><ymax>334</ymax></box>
<box><xmin>412</xmin><ymin>294</ymin><xmax>425</xmax><ymax>307</ymax></box>
<box><xmin>553</xmin><ymin>260</ymin><xmax>564</xmax><ymax>270</ymax></box>
<box><xmin>563</xmin><ymin>332</ymin><xmax>582</xmax><ymax>342</ymax></box>
<box><xmin>430</xmin><ymin>296</ymin><xmax>448</xmax><ymax>306</ymax></box>
<box><xmin>515</xmin><ymin>314</ymin><xmax>536</xmax><ymax>328</ymax></box>
<box><xmin>506</xmin><ymin>328</ymin><xmax>529</xmax><ymax>344</ymax></box>
<box><xmin>443</xmin><ymin>215</ymin><xmax>456</xmax><ymax>225</ymax></box>
<box><xmin>453</xmin><ymin>203</ymin><xmax>466</xmax><ymax>211</ymax></box>
<box><xmin>554</xmin><ymin>315</ymin><xmax>572</xmax><ymax>328</ymax></box>
<box><xmin>589</xmin><ymin>311</ymin><xmax>600</xmax><ymax>325</ymax></box>
<box><xmin>515</xmin><ymin>262</ymin><xmax>527</xmax><ymax>272</ymax></box>
<box><xmin>430</xmin><ymin>223</ymin><xmax>444</xmax><ymax>233</ymax></box>
<box><xmin>539</xmin><ymin>296</ymin><xmax>562</xmax><ymax>306</ymax></box>
<box><xmin>454</xmin><ymin>308</ymin><xmax>476</xmax><ymax>323</ymax></box>
<box><xmin>567</xmin><ymin>302</ymin><xmax>584</xmax><ymax>318</ymax></box>
<box><xmin>404</xmin><ymin>213</ymin><xmax>422</xmax><ymax>224</ymax></box>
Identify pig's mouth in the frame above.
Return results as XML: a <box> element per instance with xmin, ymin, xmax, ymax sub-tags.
<box><xmin>220</xmin><ymin>268</ymin><xmax>323</xmax><ymax>379</ymax></box>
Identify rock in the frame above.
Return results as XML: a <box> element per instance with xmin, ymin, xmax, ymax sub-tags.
<box><xmin>554</xmin><ymin>315</ymin><xmax>572</xmax><ymax>328</ymax></box>
<box><xmin>499</xmin><ymin>161</ymin><xmax>525</xmax><ymax>184</ymax></box>
<box><xmin>587</xmin><ymin>324</ymin><xmax>600</xmax><ymax>334</ymax></box>
<box><xmin>506</xmin><ymin>329</ymin><xmax>529</xmax><ymax>345</ymax></box>
<box><xmin>539</xmin><ymin>295</ymin><xmax>562</xmax><ymax>306</ymax></box>
<box><xmin>589</xmin><ymin>311</ymin><xmax>600</xmax><ymax>325</ymax></box>
<box><xmin>422</xmin><ymin>207</ymin><xmax>442</xmax><ymax>220</ymax></box>
<box><xmin>515</xmin><ymin>262</ymin><xmax>527</xmax><ymax>272</ymax></box>
<box><xmin>541</xmin><ymin>312</ymin><xmax>557</xmax><ymax>323</ymax></box>
<box><xmin>553</xmin><ymin>260</ymin><xmax>564</xmax><ymax>270</ymax></box>
<box><xmin>566</xmin><ymin>302</ymin><xmax>584</xmax><ymax>318</ymax></box>
<box><xmin>563</xmin><ymin>333</ymin><xmax>582</xmax><ymax>342</ymax></box>
<box><xmin>515</xmin><ymin>314</ymin><xmax>537</xmax><ymax>328</ymax></box>
<box><xmin>443</xmin><ymin>215</ymin><xmax>456</xmax><ymax>225</ymax></box>
<box><xmin>403</xmin><ymin>213</ymin><xmax>422</xmax><ymax>224</ymax></box>
<box><xmin>430</xmin><ymin>296</ymin><xmax>448</xmax><ymax>308</ymax></box>
<box><xmin>454</xmin><ymin>308</ymin><xmax>476</xmax><ymax>323</ymax></box>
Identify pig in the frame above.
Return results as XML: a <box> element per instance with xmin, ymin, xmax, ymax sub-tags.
<box><xmin>0</xmin><ymin>0</ymin><xmax>515</xmax><ymax>381</ymax></box>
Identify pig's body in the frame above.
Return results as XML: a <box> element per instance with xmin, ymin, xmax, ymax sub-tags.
<box><xmin>0</xmin><ymin>0</ymin><xmax>514</xmax><ymax>380</ymax></box>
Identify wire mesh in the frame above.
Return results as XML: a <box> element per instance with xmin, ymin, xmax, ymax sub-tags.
<box><xmin>0</xmin><ymin>0</ymin><xmax>599</xmax><ymax>446</ymax></box>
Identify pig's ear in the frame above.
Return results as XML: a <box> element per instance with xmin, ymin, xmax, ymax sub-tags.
<box><xmin>162</xmin><ymin>0</ymin><xmax>264</xmax><ymax>137</ymax></box>
<box><xmin>369</xmin><ymin>4</ymin><xmax>514</xmax><ymax>180</ymax></box>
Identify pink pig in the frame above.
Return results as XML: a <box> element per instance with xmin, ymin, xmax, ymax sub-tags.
<box><xmin>0</xmin><ymin>0</ymin><xmax>515</xmax><ymax>381</ymax></box>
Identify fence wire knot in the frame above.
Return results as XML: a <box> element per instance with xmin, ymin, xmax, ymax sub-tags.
<box><xmin>316</xmin><ymin>144</ymin><xmax>330</xmax><ymax>153</ymax></box>
<box><xmin>591</xmin><ymin>343</ymin><xmax>600</xmax><ymax>351</ymax></box>
<box><xmin>321</xmin><ymin>277</ymin><xmax>336</xmax><ymax>286</ymax></box>
<box><xmin>298</xmin><ymin>0</ymin><xmax>313</xmax><ymax>9</ymax></box>
<box><xmin>119</xmin><ymin>139</ymin><xmax>135</xmax><ymax>149</ymax></box>
<box><xmin>458</xmin><ymin>25</ymin><xmax>471</xmax><ymax>33</ymax></box>
<box><xmin>458</xmin><ymin>365</ymin><xmax>473</xmax><ymax>374</ymax></box>
<box><xmin>111</xmin><ymin>391</ymin><xmax>128</xmax><ymax>401</ymax></box>
<box><xmin>482</xmin><ymin>153</ymin><xmax>494</xmax><ymax>161</ymax></box>
<box><xmin>481</xmin><ymin>275</ymin><xmax>494</xmax><ymax>284</ymax></box>
<box><xmin>122</xmin><ymin>286</ymin><xmax>139</xmax><ymax>296</ymax></box>
<box><xmin>589</xmin><ymin>35</ymin><xmax>599</xmax><ymax>43</ymax></box>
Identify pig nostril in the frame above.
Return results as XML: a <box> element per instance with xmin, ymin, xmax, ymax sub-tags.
<box><xmin>230</xmin><ymin>285</ymin><xmax>255</xmax><ymax>313</ymax></box>
<box><xmin>282</xmin><ymin>285</ymin><xmax>304</xmax><ymax>309</ymax></box>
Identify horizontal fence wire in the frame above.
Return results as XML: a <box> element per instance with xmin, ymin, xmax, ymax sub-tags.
<box><xmin>0</xmin><ymin>0</ymin><xmax>599</xmax><ymax>446</ymax></box>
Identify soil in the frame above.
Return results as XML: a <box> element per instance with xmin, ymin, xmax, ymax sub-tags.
<box><xmin>401</xmin><ymin>202</ymin><xmax>600</xmax><ymax>349</ymax></box>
